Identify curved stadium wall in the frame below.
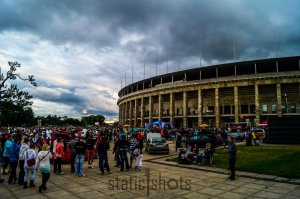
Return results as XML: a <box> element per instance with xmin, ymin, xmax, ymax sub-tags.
<box><xmin>117</xmin><ymin>56</ymin><xmax>300</xmax><ymax>128</ymax></box>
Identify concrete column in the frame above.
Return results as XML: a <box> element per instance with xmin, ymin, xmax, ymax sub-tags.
<box><xmin>141</xmin><ymin>97</ymin><xmax>144</xmax><ymax>127</ymax></box>
<box><xmin>276</xmin><ymin>83</ymin><xmax>282</xmax><ymax>117</ymax></box>
<box><xmin>170</xmin><ymin>93</ymin><xmax>174</xmax><ymax>126</ymax></box>
<box><xmin>129</xmin><ymin>100</ymin><xmax>132</xmax><ymax>127</ymax></box>
<box><xmin>158</xmin><ymin>94</ymin><xmax>162</xmax><ymax>121</ymax></box>
<box><xmin>183</xmin><ymin>91</ymin><xmax>188</xmax><ymax>128</ymax></box>
<box><xmin>134</xmin><ymin>99</ymin><xmax>137</xmax><ymax>127</ymax></box>
<box><xmin>124</xmin><ymin>101</ymin><xmax>128</xmax><ymax>125</ymax></box>
<box><xmin>119</xmin><ymin>105</ymin><xmax>121</xmax><ymax>126</ymax></box>
<box><xmin>234</xmin><ymin>86</ymin><xmax>239</xmax><ymax>123</ymax></box>
<box><xmin>198</xmin><ymin>89</ymin><xmax>203</xmax><ymax>127</ymax></box>
<box><xmin>215</xmin><ymin>88</ymin><xmax>220</xmax><ymax>128</ymax></box>
<box><xmin>255</xmin><ymin>84</ymin><xmax>260</xmax><ymax>126</ymax></box>
<box><xmin>149</xmin><ymin>96</ymin><xmax>152</xmax><ymax>123</ymax></box>
<box><xmin>123</xmin><ymin>103</ymin><xmax>126</xmax><ymax>125</ymax></box>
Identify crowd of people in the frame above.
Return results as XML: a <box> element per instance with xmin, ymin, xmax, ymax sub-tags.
<box><xmin>0</xmin><ymin>126</ymin><xmax>145</xmax><ymax>193</ymax></box>
<box><xmin>0</xmin><ymin>125</ymin><xmax>265</xmax><ymax>191</ymax></box>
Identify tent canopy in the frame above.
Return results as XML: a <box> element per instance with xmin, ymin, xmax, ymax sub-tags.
<box><xmin>146</xmin><ymin>120</ymin><xmax>173</xmax><ymax>129</ymax></box>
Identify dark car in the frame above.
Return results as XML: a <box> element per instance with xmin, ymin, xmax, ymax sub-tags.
<box><xmin>186</xmin><ymin>134</ymin><xmax>211</xmax><ymax>148</ymax></box>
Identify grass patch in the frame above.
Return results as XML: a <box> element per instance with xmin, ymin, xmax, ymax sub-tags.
<box><xmin>168</xmin><ymin>145</ymin><xmax>300</xmax><ymax>178</ymax></box>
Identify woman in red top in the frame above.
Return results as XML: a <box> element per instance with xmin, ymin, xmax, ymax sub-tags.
<box><xmin>54</xmin><ymin>138</ymin><xmax>64</xmax><ymax>175</ymax></box>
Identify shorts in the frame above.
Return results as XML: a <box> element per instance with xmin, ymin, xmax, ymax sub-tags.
<box><xmin>87</xmin><ymin>150</ymin><xmax>95</xmax><ymax>159</ymax></box>
<box><xmin>130</xmin><ymin>150</ymin><xmax>135</xmax><ymax>160</ymax></box>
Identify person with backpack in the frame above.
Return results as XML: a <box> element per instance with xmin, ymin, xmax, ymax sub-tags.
<box><xmin>8</xmin><ymin>138</ymin><xmax>20</xmax><ymax>185</ymax></box>
<box><xmin>36</xmin><ymin>144</ymin><xmax>52</xmax><ymax>193</ymax></box>
<box><xmin>24</xmin><ymin>143</ymin><xmax>36</xmax><ymax>188</ymax></box>
<box><xmin>18</xmin><ymin>138</ymin><xmax>29</xmax><ymax>185</ymax></box>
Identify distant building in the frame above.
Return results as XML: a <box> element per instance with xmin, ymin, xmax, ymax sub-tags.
<box><xmin>118</xmin><ymin>56</ymin><xmax>300</xmax><ymax>128</ymax></box>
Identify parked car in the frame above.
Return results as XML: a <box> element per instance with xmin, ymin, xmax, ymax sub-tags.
<box><xmin>186</xmin><ymin>134</ymin><xmax>211</xmax><ymax>148</ymax></box>
<box><xmin>51</xmin><ymin>132</ymin><xmax>72</xmax><ymax>163</ymax></box>
<box><xmin>252</xmin><ymin>128</ymin><xmax>266</xmax><ymax>139</ymax></box>
<box><xmin>228</xmin><ymin>130</ymin><xmax>245</xmax><ymax>142</ymax></box>
<box><xmin>145</xmin><ymin>137</ymin><xmax>169</xmax><ymax>154</ymax></box>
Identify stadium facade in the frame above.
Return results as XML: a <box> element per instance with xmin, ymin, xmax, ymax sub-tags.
<box><xmin>117</xmin><ymin>56</ymin><xmax>300</xmax><ymax>128</ymax></box>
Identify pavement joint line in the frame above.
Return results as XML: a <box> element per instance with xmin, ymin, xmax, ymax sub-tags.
<box><xmin>145</xmin><ymin>156</ymin><xmax>300</xmax><ymax>186</ymax></box>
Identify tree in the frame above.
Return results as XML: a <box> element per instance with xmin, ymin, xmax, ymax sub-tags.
<box><xmin>0</xmin><ymin>61</ymin><xmax>37</xmax><ymax>126</ymax></box>
<box><xmin>81</xmin><ymin>115</ymin><xmax>105</xmax><ymax>126</ymax></box>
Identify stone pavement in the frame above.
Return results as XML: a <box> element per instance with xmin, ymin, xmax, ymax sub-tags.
<box><xmin>0</xmin><ymin>145</ymin><xmax>299</xmax><ymax>199</ymax></box>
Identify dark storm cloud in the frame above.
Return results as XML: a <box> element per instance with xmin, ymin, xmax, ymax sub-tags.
<box><xmin>1</xmin><ymin>0</ymin><xmax>299</xmax><ymax>63</ymax></box>
<box><xmin>1</xmin><ymin>0</ymin><xmax>299</xmax><ymax>117</ymax></box>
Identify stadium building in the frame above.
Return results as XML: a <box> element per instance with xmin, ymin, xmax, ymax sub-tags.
<box><xmin>117</xmin><ymin>56</ymin><xmax>300</xmax><ymax>128</ymax></box>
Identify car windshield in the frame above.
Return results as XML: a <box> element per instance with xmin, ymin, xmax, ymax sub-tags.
<box><xmin>152</xmin><ymin>138</ymin><xmax>166</xmax><ymax>143</ymax></box>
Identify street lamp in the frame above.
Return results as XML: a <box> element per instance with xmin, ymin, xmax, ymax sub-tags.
<box><xmin>284</xmin><ymin>93</ymin><xmax>288</xmax><ymax>113</ymax></box>
<box><xmin>82</xmin><ymin>108</ymin><xmax>88</xmax><ymax>127</ymax></box>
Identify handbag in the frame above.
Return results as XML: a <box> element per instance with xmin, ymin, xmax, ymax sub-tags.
<box><xmin>26</xmin><ymin>151</ymin><xmax>36</xmax><ymax>167</ymax></box>
<box><xmin>133</xmin><ymin>148</ymin><xmax>140</xmax><ymax>156</ymax></box>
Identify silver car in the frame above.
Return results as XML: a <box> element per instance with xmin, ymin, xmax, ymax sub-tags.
<box><xmin>145</xmin><ymin>137</ymin><xmax>169</xmax><ymax>154</ymax></box>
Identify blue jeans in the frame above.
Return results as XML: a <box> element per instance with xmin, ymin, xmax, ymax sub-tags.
<box><xmin>99</xmin><ymin>154</ymin><xmax>110</xmax><ymax>173</ymax></box>
<box><xmin>119</xmin><ymin>150</ymin><xmax>129</xmax><ymax>171</ymax></box>
<box><xmin>24</xmin><ymin>167</ymin><xmax>35</xmax><ymax>182</ymax></box>
<box><xmin>75</xmin><ymin>154</ymin><xmax>84</xmax><ymax>176</ymax></box>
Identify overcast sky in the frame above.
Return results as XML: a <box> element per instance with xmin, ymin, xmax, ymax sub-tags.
<box><xmin>0</xmin><ymin>0</ymin><xmax>299</xmax><ymax>120</ymax></box>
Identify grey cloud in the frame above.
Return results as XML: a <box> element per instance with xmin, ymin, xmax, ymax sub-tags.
<box><xmin>1</xmin><ymin>0</ymin><xmax>300</xmax><ymax>118</ymax></box>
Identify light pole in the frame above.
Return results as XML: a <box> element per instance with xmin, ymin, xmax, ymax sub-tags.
<box><xmin>284</xmin><ymin>93</ymin><xmax>288</xmax><ymax>113</ymax></box>
<box><xmin>82</xmin><ymin>108</ymin><xmax>88</xmax><ymax>127</ymax></box>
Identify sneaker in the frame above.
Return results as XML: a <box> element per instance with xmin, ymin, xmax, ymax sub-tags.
<box><xmin>90</xmin><ymin>165</ymin><xmax>94</xmax><ymax>169</ymax></box>
<box><xmin>58</xmin><ymin>172</ymin><xmax>64</xmax><ymax>175</ymax></box>
<box><xmin>80</xmin><ymin>174</ymin><xmax>86</xmax><ymax>177</ymax></box>
<box><xmin>107</xmin><ymin>171</ymin><xmax>112</xmax><ymax>174</ymax></box>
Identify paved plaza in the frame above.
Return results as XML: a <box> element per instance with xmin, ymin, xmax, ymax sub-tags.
<box><xmin>1</xmin><ymin>144</ymin><xmax>299</xmax><ymax>199</ymax></box>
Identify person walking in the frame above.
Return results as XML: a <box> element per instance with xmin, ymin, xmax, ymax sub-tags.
<box><xmin>115</xmin><ymin>134</ymin><xmax>130</xmax><ymax>172</ymax></box>
<box><xmin>226</xmin><ymin>136</ymin><xmax>237</xmax><ymax>180</ymax></box>
<box><xmin>8</xmin><ymin>138</ymin><xmax>20</xmax><ymax>185</ymax></box>
<box><xmin>74</xmin><ymin>137</ymin><xmax>87</xmax><ymax>177</ymax></box>
<box><xmin>18</xmin><ymin>138</ymin><xmax>29</xmax><ymax>185</ymax></box>
<box><xmin>2</xmin><ymin>135</ymin><xmax>12</xmax><ymax>175</ymax></box>
<box><xmin>97</xmin><ymin>137</ymin><xmax>112</xmax><ymax>175</ymax></box>
<box><xmin>54</xmin><ymin>137</ymin><xmax>64</xmax><ymax>175</ymax></box>
<box><xmin>68</xmin><ymin>136</ymin><xmax>77</xmax><ymax>173</ymax></box>
<box><xmin>36</xmin><ymin>144</ymin><xmax>52</xmax><ymax>193</ymax></box>
<box><xmin>86</xmin><ymin>135</ymin><xmax>96</xmax><ymax>169</ymax></box>
<box><xmin>134</xmin><ymin>137</ymin><xmax>144</xmax><ymax>170</ymax></box>
<box><xmin>24</xmin><ymin>143</ymin><xmax>36</xmax><ymax>188</ymax></box>
<box><xmin>129</xmin><ymin>134</ymin><xmax>138</xmax><ymax>169</ymax></box>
